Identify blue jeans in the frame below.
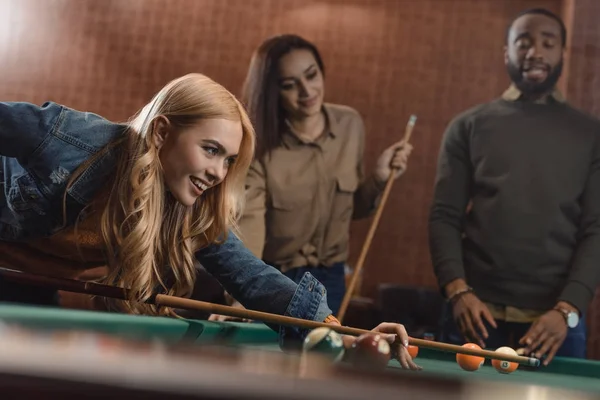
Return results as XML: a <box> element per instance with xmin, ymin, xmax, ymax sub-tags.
<box><xmin>439</xmin><ymin>303</ymin><xmax>587</xmax><ymax>360</ymax></box>
<box><xmin>281</xmin><ymin>262</ymin><xmax>346</xmax><ymax>316</ymax></box>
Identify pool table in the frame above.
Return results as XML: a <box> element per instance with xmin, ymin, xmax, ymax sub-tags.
<box><xmin>0</xmin><ymin>303</ymin><xmax>598</xmax><ymax>399</ymax></box>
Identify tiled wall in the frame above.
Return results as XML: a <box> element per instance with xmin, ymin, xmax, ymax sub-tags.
<box><xmin>3</xmin><ymin>0</ymin><xmax>600</xmax><ymax>358</ymax></box>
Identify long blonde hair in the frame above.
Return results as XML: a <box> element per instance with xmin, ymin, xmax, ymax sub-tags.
<box><xmin>98</xmin><ymin>73</ymin><xmax>255</xmax><ymax>315</ymax></box>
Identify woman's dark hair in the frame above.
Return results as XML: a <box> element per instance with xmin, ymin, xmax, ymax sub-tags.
<box><xmin>241</xmin><ymin>34</ymin><xmax>325</xmax><ymax>160</ymax></box>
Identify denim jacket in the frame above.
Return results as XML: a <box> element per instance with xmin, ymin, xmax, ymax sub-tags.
<box><xmin>0</xmin><ymin>101</ymin><xmax>332</xmax><ymax>347</ymax></box>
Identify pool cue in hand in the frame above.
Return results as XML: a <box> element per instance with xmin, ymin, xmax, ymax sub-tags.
<box><xmin>0</xmin><ymin>267</ymin><xmax>539</xmax><ymax>367</ymax></box>
<box><xmin>337</xmin><ymin>115</ymin><xmax>417</xmax><ymax>323</ymax></box>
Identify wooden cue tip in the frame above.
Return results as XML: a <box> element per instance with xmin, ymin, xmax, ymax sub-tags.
<box><xmin>408</xmin><ymin>114</ymin><xmax>417</xmax><ymax>126</ymax></box>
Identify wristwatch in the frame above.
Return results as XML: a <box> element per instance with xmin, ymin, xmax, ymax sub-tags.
<box><xmin>554</xmin><ymin>307</ymin><xmax>579</xmax><ymax>328</ymax></box>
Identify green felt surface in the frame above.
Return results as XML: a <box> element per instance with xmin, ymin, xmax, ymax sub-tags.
<box><xmin>389</xmin><ymin>348</ymin><xmax>600</xmax><ymax>394</ymax></box>
<box><xmin>238</xmin><ymin>341</ymin><xmax>600</xmax><ymax>394</ymax></box>
<box><xmin>1</xmin><ymin>303</ymin><xmax>599</xmax><ymax>394</ymax></box>
<box><xmin>0</xmin><ymin>303</ymin><xmax>278</xmax><ymax>345</ymax></box>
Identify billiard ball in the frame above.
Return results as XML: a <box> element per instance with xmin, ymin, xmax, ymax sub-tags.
<box><xmin>407</xmin><ymin>344</ymin><xmax>419</xmax><ymax>358</ymax></box>
<box><xmin>456</xmin><ymin>343</ymin><xmax>485</xmax><ymax>371</ymax></box>
<box><xmin>492</xmin><ymin>346</ymin><xmax>519</xmax><ymax>374</ymax></box>
<box><xmin>344</xmin><ymin>333</ymin><xmax>391</xmax><ymax>370</ymax></box>
<box><xmin>302</xmin><ymin>327</ymin><xmax>345</xmax><ymax>362</ymax></box>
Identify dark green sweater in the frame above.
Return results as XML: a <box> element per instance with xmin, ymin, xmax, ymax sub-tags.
<box><xmin>429</xmin><ymin>98</ymin><xmax>600</xmax><ymax>314</ymax></box>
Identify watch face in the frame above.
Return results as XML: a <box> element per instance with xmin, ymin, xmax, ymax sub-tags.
<box><xmin>567</xmin><ymin>312</ymin><xmax>579</xmax><ymax>328</ymax></box>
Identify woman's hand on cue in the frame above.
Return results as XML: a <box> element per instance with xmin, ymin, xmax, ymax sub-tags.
<box><xmin>327</xmin><ymin>319</ymin><xmax>421</xmax><ymax>371</ymax></box>
<box><xmin>374</xmin><ymin>141</ymin><xmax>413</xmax><ymax>183</ymax></box>
<box><xmin>208</xmin><ymin>300</ymin><xmax>253</xmax><ymax>323</ymax></box>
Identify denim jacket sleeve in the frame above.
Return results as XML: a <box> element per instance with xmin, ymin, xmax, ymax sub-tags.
<box><xmin>195</xmin><ymin>231</ymin><xmax>332</xmax><ymax>350</ymax></box>
<box><xmin>0</xmin><ymin>102</ymin><xmax>63</xmax><ymax>160</ymax></box>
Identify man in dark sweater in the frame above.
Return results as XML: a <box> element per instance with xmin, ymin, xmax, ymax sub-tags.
<box><xmin>429</xmin><ymin>8</ymin><xmax>600</xmax><ymax>365</ymax></box>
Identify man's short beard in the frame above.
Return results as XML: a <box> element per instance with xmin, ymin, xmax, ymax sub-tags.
<box><xmin>506</xmin><ymin>58</ymin><xmax>563</xmax><ymax>96</ymax></box>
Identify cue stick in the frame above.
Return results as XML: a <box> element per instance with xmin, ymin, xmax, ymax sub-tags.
<box><xmin>337</xmin><ymin>115</ymin><xmax>417</xmax><ymax>323</ymax></box>
<box><xmin>0</xmin><ymin>267</ymin><xmax>539</xmax><ymax>367</ymax></box>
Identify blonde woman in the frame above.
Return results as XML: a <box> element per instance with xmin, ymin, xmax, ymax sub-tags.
<box><xmin>0</xmin><ymin>73</ymin><xmax>418</xmax><ymax>369</ymax></box>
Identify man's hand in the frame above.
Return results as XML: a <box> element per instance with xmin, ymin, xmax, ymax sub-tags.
<box><xmin>452</xmin><ymin>293</ymin><xmax>497</xmax><ymax>347</ymax></box>
<box><xmin>519</xmin><ymin>302</ymin><xmax>574</xmax><ymax>365</ymax></box>
<box><xmin>446</xmin><ymin>279</ymin><xmax>497</xmax><ymax>348</ymax></box>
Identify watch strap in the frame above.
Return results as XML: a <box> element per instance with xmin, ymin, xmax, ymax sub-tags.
<box><xmin>553</xmin><ymin>307</ymin><xmax>569</xmax><ymax>320</ymax></box>
<box><xmin>553</xmin><ymin>307</ymin><xmax>577</xmax><ymax>327</ymax></box>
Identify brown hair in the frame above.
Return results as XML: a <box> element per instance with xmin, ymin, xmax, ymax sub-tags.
<box><xmin>241</xmin><ymin>34</ymin><xmax>324</xmax><ymax>160</ymax></box>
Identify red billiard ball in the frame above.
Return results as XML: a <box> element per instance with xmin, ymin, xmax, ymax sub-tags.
<box><xmin>345</xmin><ymin>333</ymin><xmax>391</xmax><ymax>370</ymax></box>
